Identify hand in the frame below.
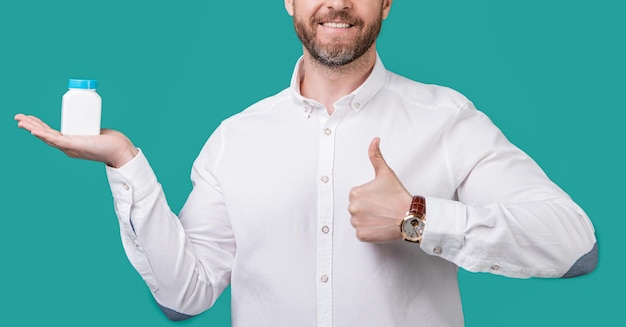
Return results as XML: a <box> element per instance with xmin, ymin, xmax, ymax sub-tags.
<box><xmin>348</xmin><ymin>137</ymin><xmax>413</xmax><ymax>243</ymax></box>
<box><xmin>14</xmin><ymin>113</ymin><xmax>138</xmax><ymax>168</ymax></box>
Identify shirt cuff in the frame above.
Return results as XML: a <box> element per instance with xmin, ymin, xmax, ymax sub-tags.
<box><xmin>420</xmin><ymin>196</ymin><xmax>465</xmax><ymax>261</ymax></box>
<box><xmin>105</xmin><ymin>148</ymin><xmax>159</xmax><ymax>202</ymax></box>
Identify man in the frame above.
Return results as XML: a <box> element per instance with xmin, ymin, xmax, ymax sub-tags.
<box><xmin>15</xmin><ymin>0</ymin><xmax>597</xmax><ymax>326</ymax></box>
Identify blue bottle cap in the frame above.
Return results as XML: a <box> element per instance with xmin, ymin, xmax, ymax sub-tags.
<box><xmin>68</xmin><ymin>79</ymin><xmax>97</xmax><ymax>89</ymax></box>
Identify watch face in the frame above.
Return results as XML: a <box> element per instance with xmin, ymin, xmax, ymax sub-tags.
<box><xmin>402</xmin><ymin>216</ymin><xmax>425</xmax><ymax>242</ymax></box>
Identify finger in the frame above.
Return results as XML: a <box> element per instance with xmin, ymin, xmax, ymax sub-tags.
<box><xmin>15</xmin><ymin>113</ymin><xmax>36</xmax><ymax>125</ymax></box>
<box><xmin>15</xmin><ymin>114</ymin><xmax>34</xmax><ymax>129</ymax></box>
<box><xmin>16</xmin><ymin>118</ymin><xmax>40</xmax><ymax>133</ymax></box>
<box><xmin>368</xmin><ymin>137</ymin><xmax>390</xmax><ymax>177</ymax></box>
<box><xmin>16</xmin><ymin>114</ymin><xmax>53</xmax><ymax>132</ymax></box>
<box><xmin>26</xmin><ymin>115</ymin><xmax>53</xmax><ymax>130</ymax></box>
<box><xmin>19</xmin><ymin>121</ymin><xmax>54</xmax><ymax>136</ymax></box>
<box><xmin>31</xmin><ymin>127</ymin><xmax>64</xmax><ymax>146</ymax></box>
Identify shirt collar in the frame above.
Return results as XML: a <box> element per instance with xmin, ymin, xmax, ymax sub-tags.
<box><xmin>289</xmin><ymin>53</ymin><xmax>388</xmax><ymax>116</ymax></box>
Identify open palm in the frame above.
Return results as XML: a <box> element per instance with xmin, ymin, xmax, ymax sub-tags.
<box><xmin>15</xmin><ymin>113</ymin><xmax>138</xmax><ymax>168</ymax></box>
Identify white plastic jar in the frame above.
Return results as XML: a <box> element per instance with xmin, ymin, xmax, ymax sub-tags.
<box><xmin>61</xmin><ymin>79</ymin><xmax>102</xmax><ymax>135</ymax></box>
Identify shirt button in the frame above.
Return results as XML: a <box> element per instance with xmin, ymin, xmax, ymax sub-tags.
<box><xmin>122</xmin><ymin>183</ymin><xmax>129</xmax><ymax>190</ymax></box>
<box><xmin>321</xmin><ymin>275</ymin><xmax>329</xmax><ymax>283</ymax></box>
<box><xmin>322</xmin><ymin>226</ymin><xmax>330</xmax><ymax>234</ymax></box>
<box><xmin>433</xmin><ymin>246</ymin><xmax>443</xmax><ymax>255</ymax></box>
<box><xmin>354</xmin><ymin>102</ymin><xmax>361</xmax><ymax>109</ymax></box>
<box><xmin>324</xmin><ymin>128</ymin><xmax>332</xmax><ymax>135</ymax></box>
<box><xmin>321</xmin><ymin>175</ymin><xmax>330</xmax><ymax>183</ymax></box>
<box><xmin>132</xmin><ymin>239</ymin><xmax>140</xmax><ymax>248</ymax></box>
<box><xmin>491</xmin><ymin>263</ymin><xmax>501</xmax><ymax>271</ymax></box>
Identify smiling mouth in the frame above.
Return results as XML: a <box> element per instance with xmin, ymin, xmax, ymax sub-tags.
<box><xmin>321</xmin><ymin>22</ymin><xmax>353</xmax><ymax>28</ymax></box>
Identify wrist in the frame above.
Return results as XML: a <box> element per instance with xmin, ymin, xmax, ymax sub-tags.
<box><xmin>108</xmin><ymin>146</ymin><xmax>139</xmax><ymax>168</ymax></box>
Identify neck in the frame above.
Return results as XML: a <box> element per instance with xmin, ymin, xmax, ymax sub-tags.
<box><xmin>300</xmin><ymin>46</ymin><xmax>377</xmax><ymax>115</ymax></box>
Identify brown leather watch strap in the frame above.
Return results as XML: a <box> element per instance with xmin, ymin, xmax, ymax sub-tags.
<box><xmin>409</xmin><ymin>195</ymin><xmax>426</xmax><ymax>220</ymax></box>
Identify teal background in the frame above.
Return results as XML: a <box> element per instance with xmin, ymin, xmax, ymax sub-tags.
<box><xmin>1</xmin><ymin>0</ymin><xmax>623</xmax><ymax>326</ymax></box>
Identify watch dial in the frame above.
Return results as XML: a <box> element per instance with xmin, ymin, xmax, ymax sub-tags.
<box><xmin>403</xmin><ymin>217</ymin><xmax>424</xmax><ymax>241</ymax></box>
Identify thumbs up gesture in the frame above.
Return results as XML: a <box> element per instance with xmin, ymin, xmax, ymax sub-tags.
<box><xmin>348</xmin><ymin>137</ymin><xmax>413</xmax><ymax>243</ymax></box>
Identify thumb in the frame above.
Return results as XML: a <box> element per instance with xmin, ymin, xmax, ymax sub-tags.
<box><xmin>368</xmin><ymin>137</ymin><xmax>391</xmax><ymax>177</ymax></box>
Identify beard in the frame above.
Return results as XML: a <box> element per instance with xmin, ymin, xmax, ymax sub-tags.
<box><xmin>293</xmin><ymin>9</ymin><xmax>382</xmax><ymax>67</ymax></box>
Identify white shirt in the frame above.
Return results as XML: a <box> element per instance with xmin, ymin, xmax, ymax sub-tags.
<box><xmin>106</xmin><ymin>55</ymin><xmax>597</xmax><ymax>326</ymax></box>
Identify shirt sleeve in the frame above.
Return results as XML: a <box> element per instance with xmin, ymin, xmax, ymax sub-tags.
<box><xmin>105</xmin><ymin>127</ymin><xmax>234</xmax><ymax>318</ymax></box>
<box><xmin>419</xmin><ymin>102</ymin><xmax>598</xmax><ymax>278</ymax></box>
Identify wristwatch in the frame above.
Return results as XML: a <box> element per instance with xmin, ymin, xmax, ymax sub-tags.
<box><xmin>399</xmin><ymin>195</ymin><xmax>426</xmax><ymax>243</ymax></box>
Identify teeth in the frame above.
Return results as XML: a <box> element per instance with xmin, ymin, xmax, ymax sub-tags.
<box><xmin>322</xmin><ymin>22</ymin><xmax>351</xmax><ymax>28</ymax></box>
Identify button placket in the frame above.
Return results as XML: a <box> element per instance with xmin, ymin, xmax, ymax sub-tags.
<box><xmin>315</xmin><ymin>114</ymin><xmax>343</xmax><ymax>326</ymax></box>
